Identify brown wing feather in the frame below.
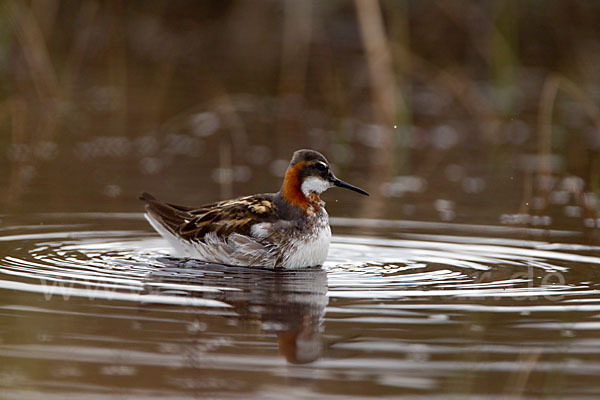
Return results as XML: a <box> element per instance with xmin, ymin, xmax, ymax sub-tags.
<box><xmin>141</xmin><ymin>192</ymin><xmax>278</xmax><ymax>242</ymax></box>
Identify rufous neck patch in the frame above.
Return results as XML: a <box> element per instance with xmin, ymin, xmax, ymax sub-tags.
<box><xmin>307</xmin><ymin>192</ymin><xmax>323</xmax><ymax>212</ymax></box>
<box><xmin>282</xmin><ymin>162</ymin><xmax>309</xmax><ymax>209</ymax></box>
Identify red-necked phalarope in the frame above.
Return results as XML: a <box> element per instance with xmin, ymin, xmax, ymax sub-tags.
<box><xmin>141</xmin><ymin>149</ymin><xmax>369</xmax><ymax>269</ymax></box>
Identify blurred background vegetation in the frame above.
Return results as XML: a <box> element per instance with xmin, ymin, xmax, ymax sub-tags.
<box><xmin>1</xmin><ymin>0</ymin><xmax>599</xmax><ymax>232</ymax></box>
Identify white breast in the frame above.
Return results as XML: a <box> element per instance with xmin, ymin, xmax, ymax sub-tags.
<box><xmin>281</xmin><ymin>211</ymin><xmax>332</xmax><ymax>269</ymax></box>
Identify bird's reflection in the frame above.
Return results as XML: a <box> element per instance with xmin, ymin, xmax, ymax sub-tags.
<box><xmin>144</xmin><ymin>258</ymin><xmax>328</xmax><ymax>364</ymax></box>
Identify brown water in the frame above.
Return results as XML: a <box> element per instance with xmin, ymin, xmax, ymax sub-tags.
<box><xmin>2</xmin><ymin>212</ymin><xmax>600</xmax><ymax>399</ymax></box>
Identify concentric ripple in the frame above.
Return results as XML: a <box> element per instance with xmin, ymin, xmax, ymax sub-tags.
<box><xmin>1</xmin><ymin>213</ymin><xmax>600</xmax><ymax>398</ymax></box>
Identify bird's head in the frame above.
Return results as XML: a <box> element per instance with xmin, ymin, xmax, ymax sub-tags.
<box><xmin>280</xmin><ymin>149</ymin><xmax>369</xmax><ymax>209</ymax></box>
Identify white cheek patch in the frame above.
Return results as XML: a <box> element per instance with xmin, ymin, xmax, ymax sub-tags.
<box><xmin>301</xmin><ymin>176</ymin><xmax>332</xmax><ymax>196</ymax></box>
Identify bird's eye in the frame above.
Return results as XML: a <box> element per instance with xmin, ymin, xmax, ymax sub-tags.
<box><xmin>315</xmin><ymin>161</ymin><xmax>328</xmax><ymax>172</ymax></box>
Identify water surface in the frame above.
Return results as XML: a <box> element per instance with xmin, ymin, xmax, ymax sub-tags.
<box><xmin>2</xmin><ymin>213</ymin><xmax>600</xmax><ymax>399</ymax></box>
